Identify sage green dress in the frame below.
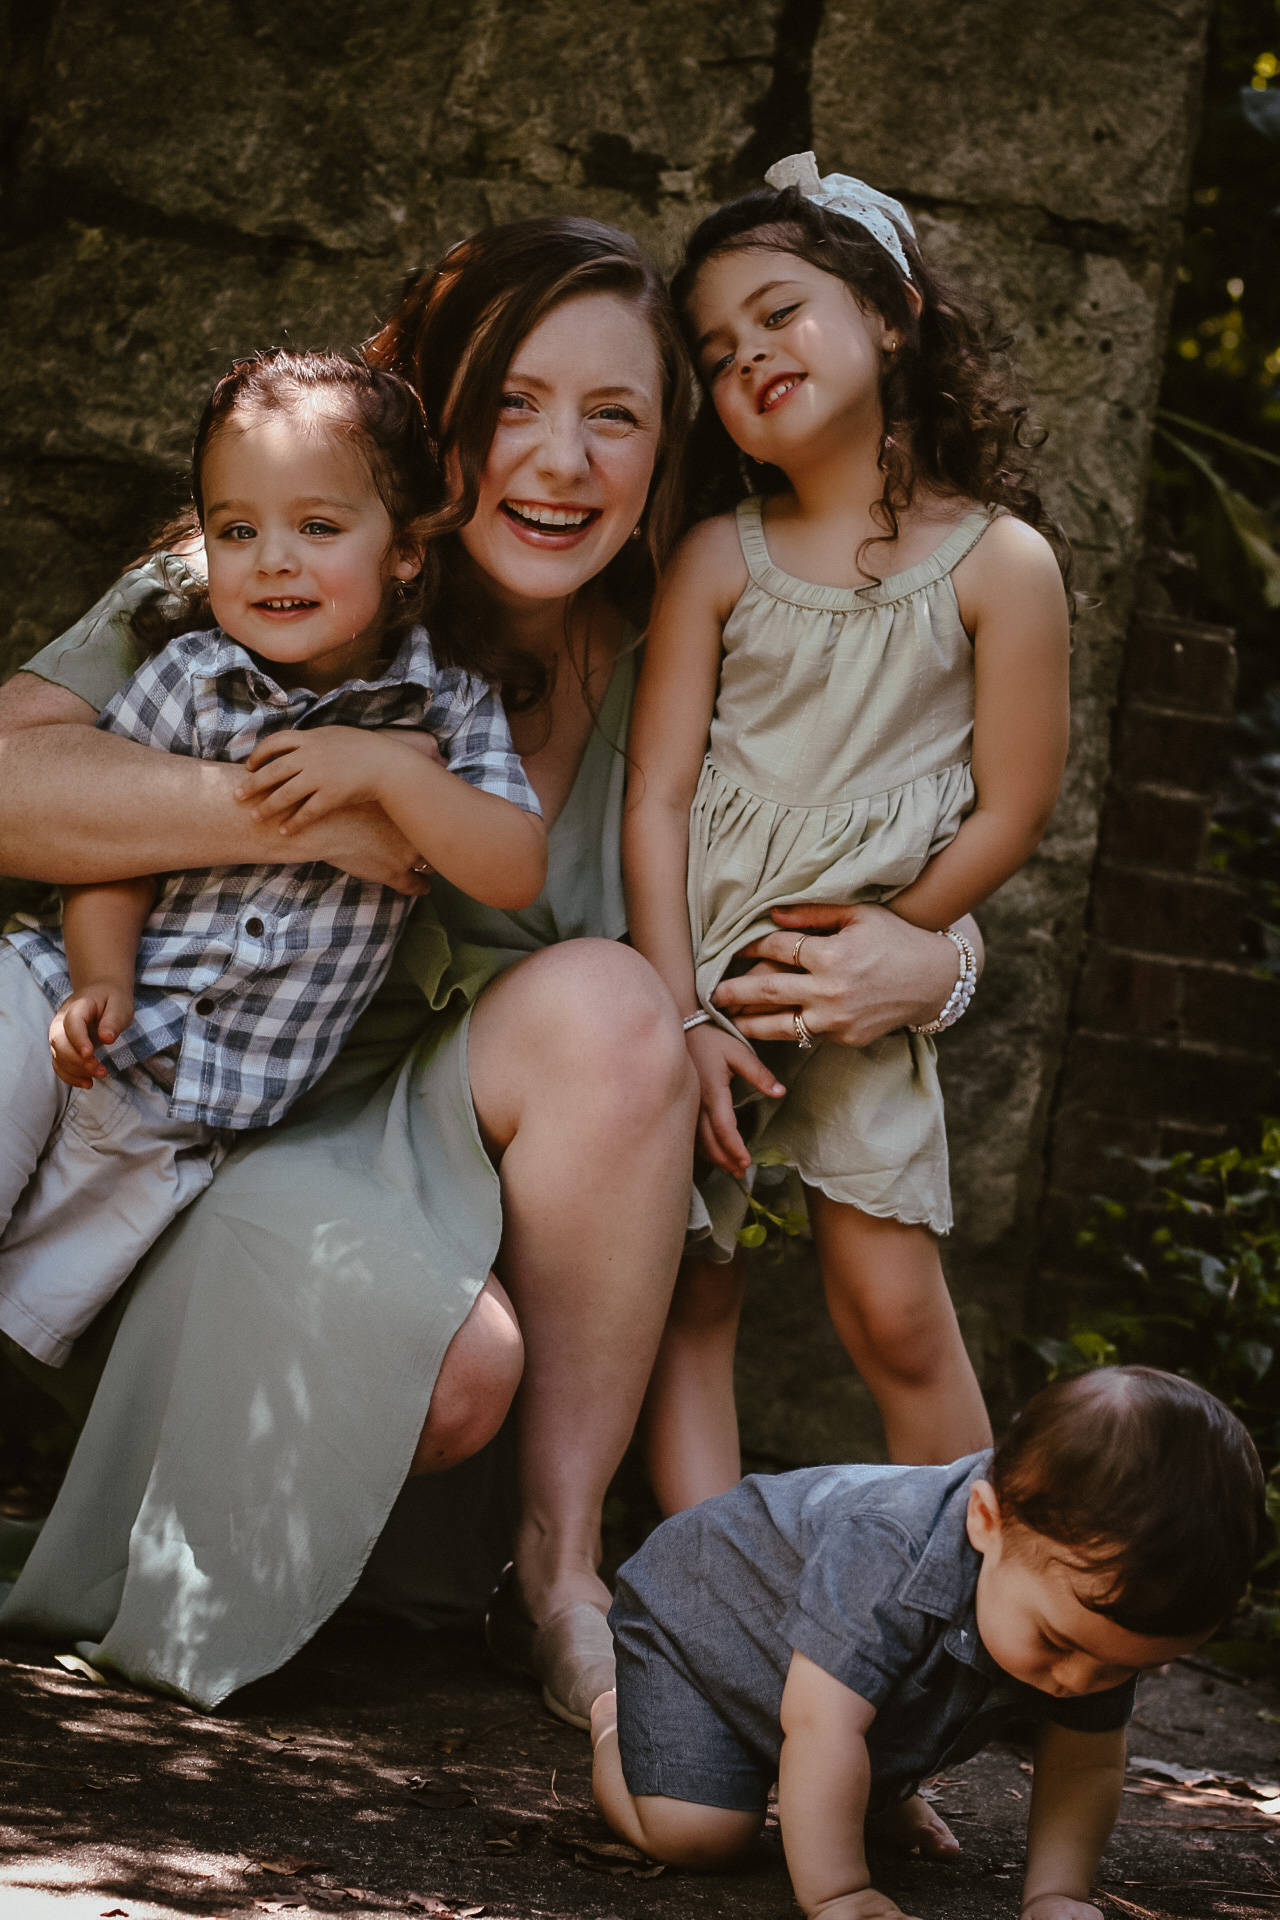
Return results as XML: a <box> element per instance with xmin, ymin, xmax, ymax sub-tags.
<box><xmin>688</xmin><ymin>498</ymin><xmax>992</xmax><ymax>1255</ymax></box>
<box><xmin>0</xmin><ymin>560</ymin><xmax>631</xmax><ymax>1708</ymax></box>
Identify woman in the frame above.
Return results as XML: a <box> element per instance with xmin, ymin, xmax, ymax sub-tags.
<box><xmin>0</xmin><ymin>218</ymin><xmax>971</xmax><ymax>1717</ymax></box>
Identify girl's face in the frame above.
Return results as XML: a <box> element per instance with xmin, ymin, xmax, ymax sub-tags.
<box><xmin>457</xmin><ymin>290</ymin><xmax>663</xmax><ymax>609</ymax></box>
<box><xmin>202</xmin><ymin>414</ymin><xmax>420</xmax><ymax>692</ymax></box>
<box><xmin>688</xmin><ymin>247</ymin><xmax>897</xmax><ymax>474</ymax></box>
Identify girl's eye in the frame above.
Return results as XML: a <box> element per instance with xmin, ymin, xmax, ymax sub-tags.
<box><xmin>765</xmin><ymin>303</ymin><xmax>800</xmax><ymax>329</ymax></box>
<box><xmin>706</xmin><ymin>350</ymin><xmax>735</xmax><ymax>381</ymax></box>
<box><xmin>219</xmin><ymin>523</ymin><xmax>256</xmax><ymax>542</ymax></box>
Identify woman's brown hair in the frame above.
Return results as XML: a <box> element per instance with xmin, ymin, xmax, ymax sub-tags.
<box><xmin>366</xmin><ymin>215</ymin><xmax>692</xmax><ymax>709</ymax></box>
<box><xmin>671</xmin><ymin>187</ymin><xmax>1070</xmax><ymax>595</ymax></box>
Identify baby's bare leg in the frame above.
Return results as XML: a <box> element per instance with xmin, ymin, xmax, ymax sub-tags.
<box><xmin>807</xmin><ymin>1192</ymin><xmax>991</xmax><ymax>1463</ymax></box>
<box><xmin>590</xmin><ymin>1692</ymin><xmax>763</xmax><ymax>1868</ymax></box>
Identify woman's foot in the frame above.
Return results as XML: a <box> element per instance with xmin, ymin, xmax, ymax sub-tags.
<box><xmin>485</xmin><ymin>1563</ymin><xmax>616</xmax><ymax>1731</ymax></box>
<box><xmin>867</xmin><ymin>1792</ymin><xmax>960</xmax><ymax>1860</ymax></box>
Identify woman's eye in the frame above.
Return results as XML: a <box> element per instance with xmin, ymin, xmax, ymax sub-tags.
<box><xmin>499</xmin><ymin>392</ymin><xmax>533</xmax><ymax>413</ymax></box>
<box><xmin>594</xmin><ymin>405</ymin><xmax>639</xmax><ymax>426</ymax></box>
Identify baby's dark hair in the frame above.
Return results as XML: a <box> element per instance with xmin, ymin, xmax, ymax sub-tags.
<box><xmin>990</xmin><ymin>1367</ymin><xmax>1263</xmax><ymax>1639</ymax></box>
<box><xmin>132</xmin><ymin>349</ymin><xmax>436</xmax><ymax>660</ymax></box>
<box><xmin>671</xmin><ymin>186</ymin><xmax>1069</xmax><ymax>592</ymax></box>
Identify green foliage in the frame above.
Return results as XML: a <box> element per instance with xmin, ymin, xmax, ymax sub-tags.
<box><xmin>1029</xmin><ymin>1123</ymin><xmax>1280</xmax><ymax>1575</ymax></box>
<box><xmin>735</xmin><ymin>1163</ymin><xmax>810</xmax><ymax>1253</ymax></box>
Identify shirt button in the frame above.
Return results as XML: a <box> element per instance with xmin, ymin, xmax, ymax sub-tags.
<box><xmin>244</xmin><ymin>917</ymin><xmax>265</xmax><ymax>937</ymax></box>
<box><xmin>194</xmin><ymin>997</ymin><xmax>215</xmax><ymax>1016</ymax></box>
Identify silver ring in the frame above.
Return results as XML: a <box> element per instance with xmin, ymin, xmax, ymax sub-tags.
<box><xmin>794</xmin><ymin>1012</ymin><xmax>813</xmax><ymax>1051</ymax></box>
<box><xmin>412</xmin><ymin>861</ymin><xmax>431</xmax><ymax>875</ymax></box>
<box><xmin>791</xmin><ymin>935</ymin><xmax>807</xmax><ymax>969</ymax></box>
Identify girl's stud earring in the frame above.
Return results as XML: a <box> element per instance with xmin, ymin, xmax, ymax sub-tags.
<box><xmin>631</xmin><ymin>524</ymin><xmax>643</xmax><ymax>541</ymax></box>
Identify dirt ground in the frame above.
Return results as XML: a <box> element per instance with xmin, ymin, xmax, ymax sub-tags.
<box><xmin>3</xmin><ymin>1616</ymin><xmax>1280</xmax><ymax>1920</ymax></box>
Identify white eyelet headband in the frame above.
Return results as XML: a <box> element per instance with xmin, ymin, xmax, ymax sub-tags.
<box><xmin>763</xmin><ymin>150</ymin><xmax>916</xmax><ymax>283</ymax></box>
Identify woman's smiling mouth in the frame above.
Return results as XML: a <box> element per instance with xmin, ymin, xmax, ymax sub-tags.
<box><xmin>501</xmin><ymin>499</ymin><xmax>601</xmax><ymax>539</ymax></box>
<box><xmin>757</xmin><ymin>373</ymin><xmax>805</xmax><ymax>414</ymax></box>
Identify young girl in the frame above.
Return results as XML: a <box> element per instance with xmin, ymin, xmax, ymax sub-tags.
<box><xmin>0</xmin><ymin>348</ymin><xmax>546</xmax><ymax>1368</ymax></box>
<box><xmin>625</xmin><ymin>154</ymin><xmax>1071</xmax><ymax>1504</ymax></box>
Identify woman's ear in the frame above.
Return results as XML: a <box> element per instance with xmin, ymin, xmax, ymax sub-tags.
<box><xmin>965</xmin><ymin>1478</ymin><xmax>1004</xmax><ymax>1557</ymax></box>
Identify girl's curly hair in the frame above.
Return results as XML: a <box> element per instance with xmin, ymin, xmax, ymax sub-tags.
<box><xmin>671</xmin><ymin>186</ymin><xmax>1071</xmax><ymax>596</ymax></box>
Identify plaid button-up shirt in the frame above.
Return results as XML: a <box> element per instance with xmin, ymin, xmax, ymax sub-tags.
<box><xmin>9</xmin><ymin>626</ymin><xmax>540</xmax><ymax>1129</ymax></box>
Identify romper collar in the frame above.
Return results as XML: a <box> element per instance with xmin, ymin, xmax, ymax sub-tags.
<box><xmin>191</xmin><ymin>624</ymin><xmax>444</xmax><ymax>711</ymax></box>
<box><xmin>896</xmin><ymin>1453</ymin><xmax>1000</xmax><ymax>1676</ymax></box>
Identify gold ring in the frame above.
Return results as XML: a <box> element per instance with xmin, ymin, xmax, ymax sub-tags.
<box><xmin>792</xmin><ymin>935</ymin><xmax>807</xmax><ymax>969</ymax></box>
<box><xmin>794</xmin><ymin>1012</ymin><xmax>813</xmax><ymax>1051</ymax></box>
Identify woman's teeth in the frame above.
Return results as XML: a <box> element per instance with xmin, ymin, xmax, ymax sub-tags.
<box><xmin>504</xmin><ymin>501</ymin><xmax>594</xmax><ymax>530</ymax></box>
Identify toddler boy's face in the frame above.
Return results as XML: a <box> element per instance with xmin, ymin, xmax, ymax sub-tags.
<box><xmin>965</xmin><ymin>1480</ymin><xmax>1208</xmax><ymax>1699</ymax></box>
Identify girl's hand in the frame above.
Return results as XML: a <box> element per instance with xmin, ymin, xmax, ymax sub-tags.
<box><xmin>50</xmin><ymin>982</ymin><xmax>134</xmax><ymax>1089</ymax></box>
<box><xmin>711</xmin><ymin>904</ymin><xmax>971</xmax><ymax>1048</ymax></box>
<box><xmin>685</xmin><ymin>1022</ymin><xmax>783</xmax><ymax>1177</ymax></box>
<box><xmin>237</xmin><ymin>728</ymin><xmax>442</xmax><ymax>834</ymax></box>
<box><xmin>1020</xmin><ymin>1900</ymin><xmax>1102</xmax><ymax>1920</ymax></box>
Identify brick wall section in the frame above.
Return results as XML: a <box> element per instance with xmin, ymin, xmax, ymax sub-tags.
<box><xmin>1038</xmin><ymin>613</ymin><xmax>1280</xmax><ymax>1249</ymax></box>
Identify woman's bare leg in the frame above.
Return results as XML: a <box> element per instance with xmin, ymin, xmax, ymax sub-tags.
<box><xmin>409</xmin><ymin>1273</ymin><xmax>524</xmax><ymax>1475</ymax></box>
<box><xmin>807</xmin><ymin>1191</ymin><xmax>991</xmax><ymax>1464</ymax></box>
<box><xmin>640</xmin><ymin>1251</ymin><xmax>744</xmax><ymax>1515</ymax></box>
<box><xmin>468</xmin><ymin>939</ymin><xmax>698</xmax><ymax>1622</ymax></box>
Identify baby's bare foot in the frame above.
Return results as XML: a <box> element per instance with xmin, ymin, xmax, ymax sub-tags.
<box><xmin>590</xmin><ymin>1687</ymin><xmax>618</xmax><ymax>1750</ymax></box>
<box><xmin>867</xmin><ymin>1792</ymin><xmax>960</xmax><ymax>1861</ymax></box>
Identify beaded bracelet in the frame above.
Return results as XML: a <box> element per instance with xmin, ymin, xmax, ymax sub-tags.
<box><xmin>909</xmin><ymin>929</ymin><xmax>978</xmax><ymax>1036</ymax></box>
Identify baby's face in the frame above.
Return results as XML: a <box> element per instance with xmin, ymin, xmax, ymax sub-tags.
<box><xmin>965</xmin><ymin>1481</ymin><xmax>1206</xmax><ymax>1698</ymax></box>
<box><xmin>202</xmin><ymin>414</ymin><xmax>417</xmax><ymax>692</ymax></box>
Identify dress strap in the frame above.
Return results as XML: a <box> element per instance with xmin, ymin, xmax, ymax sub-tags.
<box><xmin>734</xmin><ymin>496</ymin><xmax>774</xmax><ymax>585</ymax></box>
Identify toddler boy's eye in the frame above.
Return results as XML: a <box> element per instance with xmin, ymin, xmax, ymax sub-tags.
<box><xmin>301</xmin><ymin>519</ymin><xmax>340</xmax><ymax>536</ymax></box>
<box><xmin>219</xmin><ymin>523</ymin><xmax>256</xmax><ymax>542</ymax></box>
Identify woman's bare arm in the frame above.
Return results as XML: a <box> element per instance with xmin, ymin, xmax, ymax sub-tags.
<box><xmin>0</xmin><ymin>673</ymin><xmax>431</xmax><ymax>893</ymax></box>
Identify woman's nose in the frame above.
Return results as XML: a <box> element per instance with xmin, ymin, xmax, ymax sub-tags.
<box><xmin>535</xmin><ymin>416</ymin><xmax>591</xmax><ymax>480</ymax></box>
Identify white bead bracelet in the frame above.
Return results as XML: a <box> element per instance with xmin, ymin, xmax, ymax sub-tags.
<box><xmin>909</xmin><ymin>929</ymin><xmax>977</xmax><ymax>1036</ymax></box>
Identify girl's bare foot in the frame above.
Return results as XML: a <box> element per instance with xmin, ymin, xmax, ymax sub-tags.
<box><xmin>867</xmin><ymin>1792</ymin><xmax>960</xmax><ymax>1860</ymax></box>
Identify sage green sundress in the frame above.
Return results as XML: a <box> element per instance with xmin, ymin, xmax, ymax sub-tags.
<box><xmin>689</xmin><ymin>497</ymin><xmax>993</xmax><ymax>1256</ymax></box>
<box><xmin>0</xmin><ymin>559</ymin><xmax>631</xmax><ymax>1707</ymax></box>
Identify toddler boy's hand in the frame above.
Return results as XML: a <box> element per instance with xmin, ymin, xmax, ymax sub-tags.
<box><xmin>50</xmin><ymin>982</ymin><xmax>134</xmax><ymax>1089</ymax></box>
<box><xmin>811</xmin><ymin>1890</ymin><xmax>922</xmax><ymax>1920</ymax></box>
<box><xmin>685</xmin><ymin>1021</ymin><xmax>784</xmax><ymax>1177</ymax></box>
<box><xmin>237</xmin><ymin>726</ymin><xmax>440</xmax><ymax>833</ymax></box>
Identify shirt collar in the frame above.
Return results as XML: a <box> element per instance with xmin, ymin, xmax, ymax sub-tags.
<box><xmin>198</xmin><ymin>624</ymin><xmax>442</xmax><ymax>704</ymax></box>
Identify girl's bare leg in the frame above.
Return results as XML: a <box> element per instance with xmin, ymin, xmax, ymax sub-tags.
<box><xmin>640</xmin><ymin>1251</ymin><xmax>744</xmax><ymax>1515</ymax></box>
<box><xmin>467</xmin><ymin>939</ymin><xmax>698</xmax><ymax>1622</ymax></box>
<box><xmin>591</xmin><ymin>1691</ymin><xmax>762</xmax><ymax>1866</ymax></box>
<box><xmin>807</xmin><ymin>1191</ymin><xmax>991</xmax><ymax>1464</ymax></box>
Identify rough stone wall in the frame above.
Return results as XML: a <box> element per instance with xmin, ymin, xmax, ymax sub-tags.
<box><xmin>0</xmin><ymin>1</ymin><xmax>1211</xmax><ymax>1458</ymax></box>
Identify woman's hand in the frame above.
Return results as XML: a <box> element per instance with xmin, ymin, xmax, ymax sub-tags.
<box><xmin>685</xmin><ymin>1023</ymin><xmax>783</xmax><ymax>1177</ymax></box>
<box><xmin>710</xmin><ymin>904</ymin><xmax>976</xmax><ymax>1048</ymax></box>
<box><xmin>50</xmin><ymin>982</ymin><xmax>134</xmax><ymax>1088</ymax></box>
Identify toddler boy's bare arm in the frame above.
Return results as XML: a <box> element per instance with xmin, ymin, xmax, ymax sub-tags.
<box><xmin>777</xmin><ymin>1652</ymin><xmax>922</xmax><ymax>1920</ymax></box>
<box><xmin>51</xmin><ymin>878</ymin><xmax>158</xmax><ymax>1088</ymax></box>
<box><xmin>1019</xmin><ymin>1722</ymin><xmax>1124</xmax><ymax>1920</ymax></box>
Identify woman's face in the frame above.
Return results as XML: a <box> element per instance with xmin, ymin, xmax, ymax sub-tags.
<box><xmin>457</xmin><ymin>290</ymin><xmax>663</xmax><ymax>607</ymax></box>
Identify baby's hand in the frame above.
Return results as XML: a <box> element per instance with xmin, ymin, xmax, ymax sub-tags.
<box><xmin>809</xmin><ymin>1891</ymin><xmax>922</xmax><ymax>1920</ymax></box>
<box><xmin>1020</xmin><ymin>1900</ymin><xmax>1102</xmax><ymax>1920</ymax></box>
<box><xmin>685</xmin><ymin>1021</ymin><xmax>784</xmax><ymax>1177</ymax></box>
<box><xmin>50</xmin><ymin>982</ymin><xmax>134</xmax><ymax>1089</ymax></box>
<box><xmin>237</xmin><ymin>727</ymin><xmax>442</xmax><ymax>833</ymax></box>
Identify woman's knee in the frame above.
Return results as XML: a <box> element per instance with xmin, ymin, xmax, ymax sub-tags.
<box><xmin>410</xmin><ymin>1275</ymin><xmax>523</xmax><ymax>1475</ymax></box>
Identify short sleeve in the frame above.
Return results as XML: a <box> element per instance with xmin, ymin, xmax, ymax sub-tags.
<box><xmin>18</xmin><ymin>555</ymin><xmax>204</xmax><ymax>715</ymax></box>
<box><xmin>782</xmin><ymin>1517</ymin><xmax>929</xmax><ymax>1707</ymax></box>
<box><xmin>97</xmin><ymin>642</ymin><xmax>201</xmax><ymax>756</ymax></box>
<box><xmin>1044</xmin><ymin>1676</ymin><xmax>1137</xmax><ymax>1734</ymax></box>
<box><xmin>432</xmin><ymin>676</ymin><xmax>542</xmax><ymax>818</ymax></box>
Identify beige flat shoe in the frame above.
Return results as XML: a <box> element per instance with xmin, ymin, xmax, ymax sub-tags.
<box><xmin>484</xmin><ymin>1562</ymin><xmax>616</xmax><ymax>1731</ymax></box>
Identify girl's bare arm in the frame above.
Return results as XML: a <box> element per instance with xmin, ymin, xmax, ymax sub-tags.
<box><xmin>622</xmin><ymin>516</ymin><xmax>742</xmax><ymax>1018</ymax></box>
<box><xmin>0</xmin><ymin>673</ymin><xmax>431</xmax><ymax>893</ymax></box>
<box><xmin>887</xmin><ymin>517</ymin><xmax>1071</xmax><ymax>932</ymax></box>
